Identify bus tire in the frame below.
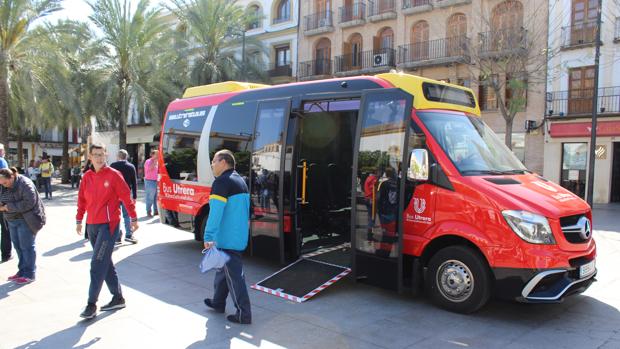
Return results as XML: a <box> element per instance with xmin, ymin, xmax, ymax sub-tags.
<box><xmin>425</xmin><ymin>245</ymin><xmax>491</xmax><ymax>314</ymax></box>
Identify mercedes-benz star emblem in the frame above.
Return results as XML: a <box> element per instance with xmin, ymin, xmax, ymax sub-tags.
<box><xmin>577</xmin><ymin>216</ymin><xmax>592</xmax><ymax>240</ymax></box>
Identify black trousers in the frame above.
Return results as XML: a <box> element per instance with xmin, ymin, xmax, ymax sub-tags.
<box><xmin>0</xmin><ymin>213</ymin><xmax>12</xmax><ymax>260</ymax></box>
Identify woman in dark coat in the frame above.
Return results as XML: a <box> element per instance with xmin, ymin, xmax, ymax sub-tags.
<box><xmin>0</xmin><ymin>167</ymin><xmax>46</xmax><ymax>284</ymax></box>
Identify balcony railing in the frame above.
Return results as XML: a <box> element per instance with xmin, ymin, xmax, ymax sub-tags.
<box><xmin>340</xmin><ymin>2</ymin><xmax>365</xmax><ymax>24</ymax></box>
<box><xmin>298</xmin><ymin>59</ymin><xmax>332</xmax><ymax>79</ymax></box>
<box><xmin>398</xmin><ymin>36</ymin><xmax>469</xmax><ymax>66</ymax></box>
<box><xmin>305</xmin><ymin>11</ymin><xmax>333</xmax><ymax>32</ymax></box>
<box><xmin>479</xmin><ymin>27</ymin><xmax>527</xmax><ymax>55</ymax></box>
<box><xmin>335</xmin><ymin>48</ymin><xmax>396</xmax><ymax>74</ymax></box>
<box><xmin>561</xmin><ymin>21</ymin><xmax>598</xmax><ymax>49</ymax></box>
<box><xmin>368</xmin><ymin>0</ymin><xmax>396</xmax><ymax>17</ymax></box>
<box><xmin>402</xmin><ymin>0</ymin><xmax>431</xmax><ymax>9</ymax></box>
<box><xmin>268</xmin><ymin>64</ymin><xmax>292</xmax><ymax>78</ymax></box>
<box><xmin>547</xmin><ymin>87</ymin><xmax>620</xmax><ymax>116</ymax></box>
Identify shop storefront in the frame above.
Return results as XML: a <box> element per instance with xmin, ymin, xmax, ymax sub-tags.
<box><xmin>543</xmin><ymin>118</ymin><xmax>620</xmax><ymax>204</ymax></box>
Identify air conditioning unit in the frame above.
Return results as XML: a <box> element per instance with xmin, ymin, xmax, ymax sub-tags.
<box><xmin>373</xmin><ymin>53</ymin><xmax>388</xmax><ymax>67</ymax></box>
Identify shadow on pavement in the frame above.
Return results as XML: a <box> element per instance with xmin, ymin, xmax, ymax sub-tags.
<box><xmin>0</xmin><ymin>281</ymin><xmax>26</xmax><ymax>301</ymax></box>
<box><xmin>593</xmin><ymin>203</ymin><xmax>620</xmax><ymax>232</ymax></box>
<box><xmin>43</xmin><ymin>240</ymin><xmax>88</xmax><ymax>257</ymax></box>
<box><xmin>13</xmin><ymin>314</ymin><xmax>112</xmax><ymax>349</ymax></box>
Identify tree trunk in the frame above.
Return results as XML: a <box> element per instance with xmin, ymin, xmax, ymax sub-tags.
<box><xmin>504</xmin><ymin>118</ymin><xmax>514</xmax><ymax>150</ymax></box>
<box><xmin>17</xmin><ymin>126</ymin><xmax>23</xmax><ymax>168</ymax></box>
<box><xmin>62</xmin><ymin>126</ymin><xmax>70</xmax><ymax>184</ymax></box>
<box><xmin>0</xmin><ymin>53</ymin><xmax>9</xmax><ymax>148</ymax></box>
<box><xmin>119</xmin><ymin>79</ymin><xmax>128</xmax><ymax>150</ymax></box>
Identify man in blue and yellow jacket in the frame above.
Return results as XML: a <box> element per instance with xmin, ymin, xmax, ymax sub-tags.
<box><xmin>203</xmin><ymin>149</ymin><xmax>251</xmax><ymax>324</ymax></box>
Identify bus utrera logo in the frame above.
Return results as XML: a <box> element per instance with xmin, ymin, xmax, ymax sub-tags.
<box><xmin>162</xmin><ymin>182</ymin><xmax>196</xmax><ymax>199</ymax></box>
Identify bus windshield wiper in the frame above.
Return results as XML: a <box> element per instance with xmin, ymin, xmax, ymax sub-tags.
<box><xmin>460</xmin><ymin>170</ymin><xmax>504</xmax><ymax>175</ymax></box>
<box><xmin>499</xmin><ymin>169</ymin><xmax>531</xmax><ymax>175</ymax></box>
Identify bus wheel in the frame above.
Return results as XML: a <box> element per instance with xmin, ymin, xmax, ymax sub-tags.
<box><xmin>426</xmin><ymin>245</ymin><xmax>491</xmax><ymax>313</ymax></box>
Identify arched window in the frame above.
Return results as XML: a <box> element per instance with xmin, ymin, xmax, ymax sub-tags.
<box><xmin>315</xmin><ymin>38</ymin><xmax>331</xmax><ymax>75</ymax></box>
<box><xmin>275</xmin><ymin>0</ymin><xmax>290</xmax><ymax>23</ymax></box>
<box><xmin>344</xmin><ymin>33</ymin><xmax>363</xmax><ymax>69</ymax></box>
<box><xmin>377</xmin><ymin>27</ymin><xmax>394</xmax><ymax>51</ymax></box>
<box><xmin>490</xmin><ymin>1</ymin><xmax>523</xmax><ymax>50</ymax></box>
<box><xmin>447</xmin><ymin>13</ymin><xmax>467</xmax><ymax>56</ymax></box>
<box><xmin>491</xmin><ymin>0</ymin><xmax>523</xmax><ymax>31</ymax></box>
<box><xmin>411</xmin><ymin>21</ymin><xmax>429</xmax><ymax>60</ymax></box>
<box><xmin>247</xmin><ymin>4</ymin><xmax>261</xmax><ymax>30</ymax></box>
<box><xmin>447</xmin><ymin>13</ymin><xmax>467</xmax><ymax>38</ymax></box>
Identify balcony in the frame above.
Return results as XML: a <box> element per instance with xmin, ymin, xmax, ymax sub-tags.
<box><xmin>268</xmin><ymin>64</ymin><xmax>292</xmax><ymax>78</ymax></box>
<box><xmin>398</xmin><ymin>36</ymin><xmax>470</xmax><ymax>69</ymax></box>
<box><xmin>546</xmin><ymin>87</ymin><xmax>620</xmax><ymax>117</ymax></box>
<box><xmin>304</xmin><ymin>11</ymin><xmax>334</xmax><ymax>36</ymax></box>
<box><xmin>368</xmin><ymin>0</ymin><xmax>396</xmax><ymax>23</ymax></box>
<box><xmin>435</xmin><ymin>0</ymin><xmax>472</xmax><ymax>8</ymax></box>
<box><xmin>561</xmin><ymin>21</ymin><xmax>598</xmax><ymax>50</ymax></box>
<box><xmin>339</xmin><ymin>2</ymin><xmax>366</xmax><ymax>28</ymax></box>
<box><xmin>478</xmin><ymin>28</ymin><xmax>527</xmax><ymax>57</ymax></box>
<box><xmin>334</xmin><ymin>48</ymin><xmax>396</xmax><ymax>76</ymax></box>
<box><xmin>402</xmin><ymin>0</ymin><xmax>432</xmax><ymax>15</ymax></box>
<box><xmin>298</xmin><ymin>59</ymin><xmax>332</xmax><ymax>80</ymax></box>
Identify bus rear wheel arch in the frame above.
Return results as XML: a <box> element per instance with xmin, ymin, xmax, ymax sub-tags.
<box><xmin>194</xmin><ymin>205</ymin><xmax>210</xmax><ymax>241</ymax></box>
<box><xmin>424</xmin><ymin>245</ymin><xmax>492</xmax><ymax>313</ymax></box>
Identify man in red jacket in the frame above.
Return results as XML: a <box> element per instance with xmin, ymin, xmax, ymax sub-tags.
<box><xmin>76</xmin><ymin>143</ymin><xmax>139</xmax><ymax>319</ymax></box>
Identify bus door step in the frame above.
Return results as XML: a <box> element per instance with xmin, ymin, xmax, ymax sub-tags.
<box><xmin>251</xmin><ymin>256</ymin><xmax>351</xmax><ymax>303</ymax></box>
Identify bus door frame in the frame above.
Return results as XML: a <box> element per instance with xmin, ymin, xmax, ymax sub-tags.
<box><xmin>350</xmin><ymin>88</ymin><xmax>413</xmax><ymax>294</ymax></box>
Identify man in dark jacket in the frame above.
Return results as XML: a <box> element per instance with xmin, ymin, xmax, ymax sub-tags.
<box><xmin>0</xmin><ymin>143</ymin><xmax>11</xmax><ymax>262</ymax></box>
<box><xmin>110</xmin><ymin>149</ymin><xmax>138</xmax><ymax>244</ymax></box>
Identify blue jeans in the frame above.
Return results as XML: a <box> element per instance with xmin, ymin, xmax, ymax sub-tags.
<box><xmin>86</xmin><ymin>223</ymin><xmax>122</xmax><ymax>304</ymax></box>
<box><xmin>212</xmin><ymin>250</ymin><xmax>252</xmax><ymax>322</ymax></box>
<box><xmin>116</xmin><ymin>203</ymin><xmax>132</xmax><ymax>241</ymax></box>
<box><xmin>7</xmin><ymin>219</ymin><xmax>36</xmax><ymax>279</ymax></box>
<box><xmin>41</xmin><ymin>177</ymin><xmax>52</xmax><ymax>198</ymax></box>
<box><xmin>145</xmin><ymin>180</ymin><xmax>158</xmax><ymax>215</ymax></box>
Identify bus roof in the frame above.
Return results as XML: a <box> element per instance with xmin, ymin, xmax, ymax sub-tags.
<box><xmin>180</xmin><ymin>73</ymin><xmax>480</xmax><ymax>116</ymax></box>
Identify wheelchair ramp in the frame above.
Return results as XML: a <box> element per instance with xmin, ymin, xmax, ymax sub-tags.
<box><xmin>251</xmin><ymin>247</ymin><xmax>351</xmax><ymax>303</ymax></box>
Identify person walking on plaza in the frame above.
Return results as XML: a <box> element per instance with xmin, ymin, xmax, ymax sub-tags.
<box><xmin>0</xmin><ymin>144</ymin><xmax>12</xmax><ymax>263</ymax></box>
<box><xmin>76</xmin><ymin>143</ymin><xmax>139</xmax><ymax>319</ymax></box>
<box><xmin>110</xmin><ymin>149</ymin><xmax>138</xmax><ymax>244</ymax></box>
<box><xmin>0</xmin><ymin>167</ymin><xmax>46</xmax><ymax>284</ymax></box>
<box><xmin>203</xmin><ymin>149</ymin><xmax>252</xmax><ymax>325</ymax></box>
<box><xmin>71</xmin><ymin>165</ymin><xmax>82</xmax><ymax>189</ymax></box>
<box><xmin>143</xmin><ymin>149</ymin><xmax>158</xmax><ymax>217</ymax></box>
<box><xmin>38</xmin><ymin>157</ymin><xmax>54</xmax><ymax>200</ymax></box>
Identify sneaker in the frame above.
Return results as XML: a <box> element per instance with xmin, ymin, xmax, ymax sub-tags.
<box><xmin>203</xmin><ymin>298</ymin><xmax>225</xmax><ymax>313</ymax></box>
<box><xmin>100</xmin><ymin>296</ymin><xmax>126</xmax><ymax>311</ymax></box>
<box><xmin>80</xmin><ymin>303</ymin><xmax>97</xmax><ymax>319</ymax></box>
<box><xmin>7</xmin><ymin>273</ymin><xmax>20</xmax><ymax>281</ymax></box>
<box><xmin>226</xmin><ymin>314</ymin><xmax>251</xmax><ymax>325</ymax></box>
<box><xmin>14</xmin><ymin>277</ymin><xmax>34</xmax><ymax>285</ymax></box>
<box><xmin>125</xmin><ymin>237</ymin><xmax>138</xmax><ymax>244</ymax></box>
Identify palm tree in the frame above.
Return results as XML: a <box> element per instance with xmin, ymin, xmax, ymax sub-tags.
<box><xmin>166</xmin><ymin>0</ymin><xmax>268</xmax><ymax>86</ymax></box>
<box><xmin>88</xmin><ymin>0</ymin><xmax>170</xmax><ymax>149</ymax></box>
<box><xmin>22</xmin><ymin>21</ymin><xmax>105</xmax><ymax>181</ymax></box>
<box><xmin>0</xmin><ymin>0</ymin><xmax>62</xmax><ymax>148</ymax></box>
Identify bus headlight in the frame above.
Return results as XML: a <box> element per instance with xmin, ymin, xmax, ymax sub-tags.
<box><xmin>502</xmin><ymin>210</ymin><xmax>555</xmax><ymax>245</ymax></box>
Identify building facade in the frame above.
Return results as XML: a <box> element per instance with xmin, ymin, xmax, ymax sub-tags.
<box><xmin>297</xmin><ymin>0</ymin><xmax>549</xmax><ymax>173</ymax></box>
<box><xmin>544</xmin><ymin>0</ymin><xmax>620</xmax><ymax>204</ymax></box>
<box><xmin>238</xmin><ymin>0</ymin><xmax>299</xmax><ymax>83</ymax></box>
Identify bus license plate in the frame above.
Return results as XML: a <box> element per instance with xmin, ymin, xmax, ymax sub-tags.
<box><xmin>579</xmin><ymin>260</ymin><xmax>596</xmax><ymax>279</ymax></box>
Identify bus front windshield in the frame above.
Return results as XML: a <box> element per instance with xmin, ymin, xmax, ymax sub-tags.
<box><xmin>417</xmin><ymin>111</ymin><xmax>528</xmax><ymax>175</ymax></box>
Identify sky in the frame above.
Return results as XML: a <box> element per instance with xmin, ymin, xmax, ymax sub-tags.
<box><xmin>44</xmin><ymin>0</ymin><xmax>93</xmax><ymax>24</ymax></box>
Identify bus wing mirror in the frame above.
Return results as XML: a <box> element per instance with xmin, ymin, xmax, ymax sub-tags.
<box><xmin>407</xmin><ymin>149</ymin><xmax>429</xmax><ymax>181</ymax></box>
